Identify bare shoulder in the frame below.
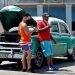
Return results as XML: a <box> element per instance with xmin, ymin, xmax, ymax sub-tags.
<box><xmin>22</xmin><ymin>22</ymin><xmax>27</xmax><ymax>28</ymax></box>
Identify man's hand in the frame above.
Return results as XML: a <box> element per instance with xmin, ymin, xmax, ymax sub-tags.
<box><xmin>33</xmin><ymin>27</ymin><xmax>37</xmax><ymax>32</ymax></box>
<box><xmin>29</xmin><ymin>27</ymin><xmax>37</xmax><ymax>34</ymax></box>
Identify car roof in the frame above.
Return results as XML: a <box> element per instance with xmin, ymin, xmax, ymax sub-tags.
<box><xmin>32</xmin><ymin>16</ymin><xmax>70</xmax><ymax>34</ymax></box>
<box><xmin>32</xmin><ymin>16</ymin><xmax>66</xmax><ymax>24</ymax></box>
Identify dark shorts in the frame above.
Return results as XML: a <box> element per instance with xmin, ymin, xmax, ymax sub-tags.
<box><xmin>21</xmin><ymin>44</ymin><xmax>32</xmax><ymax>51</ymax></box>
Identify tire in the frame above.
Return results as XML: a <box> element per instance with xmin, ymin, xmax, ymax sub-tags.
<box><xmin>0</xmin><ymin>60</ymin><xmax>2</xmax><ymax>64</ymax></box>
<box><xmin>32</xmin><ymin>48</ymin><xmax>45</xmax><ymax>68</ymax></box>
<box><xmin>68</xmin><ymin>47</ymin><xmax>75</xmax><ymax>61</ymax></box>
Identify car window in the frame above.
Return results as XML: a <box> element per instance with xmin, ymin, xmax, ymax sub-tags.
<box><xmin>59</xmin><ymin>22</ymin><xmax>68</xmax><ymax>33</ymax></box>
<box><xmin>51</xmin><ymin>21</ymin><xmax>59</xmax><ymax>32</ymax></box>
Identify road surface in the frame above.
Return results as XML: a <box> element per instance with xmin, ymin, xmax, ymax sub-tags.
<box><xmin>0</xmin><ymin>58</ymin><xmax>75</xmax><ymax>75</ymax></box>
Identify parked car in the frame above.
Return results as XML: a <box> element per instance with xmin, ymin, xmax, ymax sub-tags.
<box><xmin>0</xmin><ymin>16</ymin><xmax>75</xmax><ymax>68</ymax></box>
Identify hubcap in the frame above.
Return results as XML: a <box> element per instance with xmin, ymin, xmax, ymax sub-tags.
<box><xmin>35</xmin><ymin>51</ymin><xmax>43</xmax><ymax>67</ymax></box>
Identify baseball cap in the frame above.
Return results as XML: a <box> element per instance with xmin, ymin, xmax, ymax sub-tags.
<box><xmin>42</xmin><ymin>13</ymin><xmax>49</xmax><ymax>17</ymax></box>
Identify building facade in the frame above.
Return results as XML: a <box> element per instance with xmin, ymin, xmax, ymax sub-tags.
<box><xmin>0</xmin><ymin>0</ymin><xmax>75</xmax><ymax>32</ymax></box>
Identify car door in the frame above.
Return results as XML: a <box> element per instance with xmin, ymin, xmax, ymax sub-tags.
<box><xmin>59</xmin><ymin>22</ymin><xmax>70</xmax><ymax>50</ymax></box>
<box><xmin>50</xmin><ymin>21</ymin><xmax>67</xmax><ymax>56</ymax></box>
<box><xmin>51</xmin><ymin>21</ymin><xmax>61</xmax><ymax>42</ymax></box>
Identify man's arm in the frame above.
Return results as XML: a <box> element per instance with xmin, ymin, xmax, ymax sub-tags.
<box><xmin>23</xmin><ymin>23</ymin><xmax>36</xmax><ymax>35</ymax></box>
<box><xmin>18</xmin><ymin>30</ymin><xmax>21</xmax><ymax>36</ymax></box>
<box><xmin>29</xmin><ymin>27</ymin><xmax>37</xmax><ymax>34</ymax></box>
<box><xmin>37</xmin><ymin>25</ymin><xmax>50</xmax><ymax>32</ymax></box>
<box><xmin>18</xmin><ymin>26</ymin><xmax>21</xmax><ymax>36</ymax></box>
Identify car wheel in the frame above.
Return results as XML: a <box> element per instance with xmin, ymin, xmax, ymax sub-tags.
<box><xmin>0</xmin><ymin>60</ymin><xmax>2</xmax><ymax>64</ymax></box>
<box><xmin>33</xmin><ymin>48</ymin><xmax>44</xmax><ymax>68</ymax></box>
<box><xmin>68</xmin><ymin>47</ymin><xmax>75</xmax><ymax>61</ymax></box>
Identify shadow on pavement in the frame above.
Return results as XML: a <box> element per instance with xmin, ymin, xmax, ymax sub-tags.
<box><xmin>0</xmin><ymin>58</ymin><xmax>75</xmax><ymax>74</ymax></box>
<box><xmin>0</xmin><ymin>62</ymin><xmax>22</xmax><ymax>71</ymax></box>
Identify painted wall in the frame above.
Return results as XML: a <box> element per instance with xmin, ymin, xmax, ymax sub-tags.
<box><xmin>18</xmin><ymin>5</ymin><xmax>66</xmax><ymax>21</ymax></box>
<box><xmin>72</xmin><ymin>5</ymin><xmax>75</xmax><ymax>31</ymax></box>
<box><xmin>23</xmin><ymin>8</ymin><xmax>37</xmax><ymax>16</ymax></box>
<box><xmin>18</xmin><ymin>5</ymin><xmax>37</xmax><ymax>16</ymax></box>
<box><xmin>72</xmin><ymin>5</ymin><xmax>75</xmax><ymax>21</ymax></box>
<box><xmin>43</xmin><ymin>5</ymin><xmax>66</xmax><ymax>22</ymax></box>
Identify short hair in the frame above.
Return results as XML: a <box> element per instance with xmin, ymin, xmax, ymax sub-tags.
<box><xmin>23</xmin><ymin>13</ymin><xmax>31</xmax><ymax>17</ymax></box>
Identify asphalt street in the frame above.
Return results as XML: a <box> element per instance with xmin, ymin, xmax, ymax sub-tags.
<box><xmin>0</xmin><ymin>58</ymin><xmax>75</xmax><ymax>75</ymax></box>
